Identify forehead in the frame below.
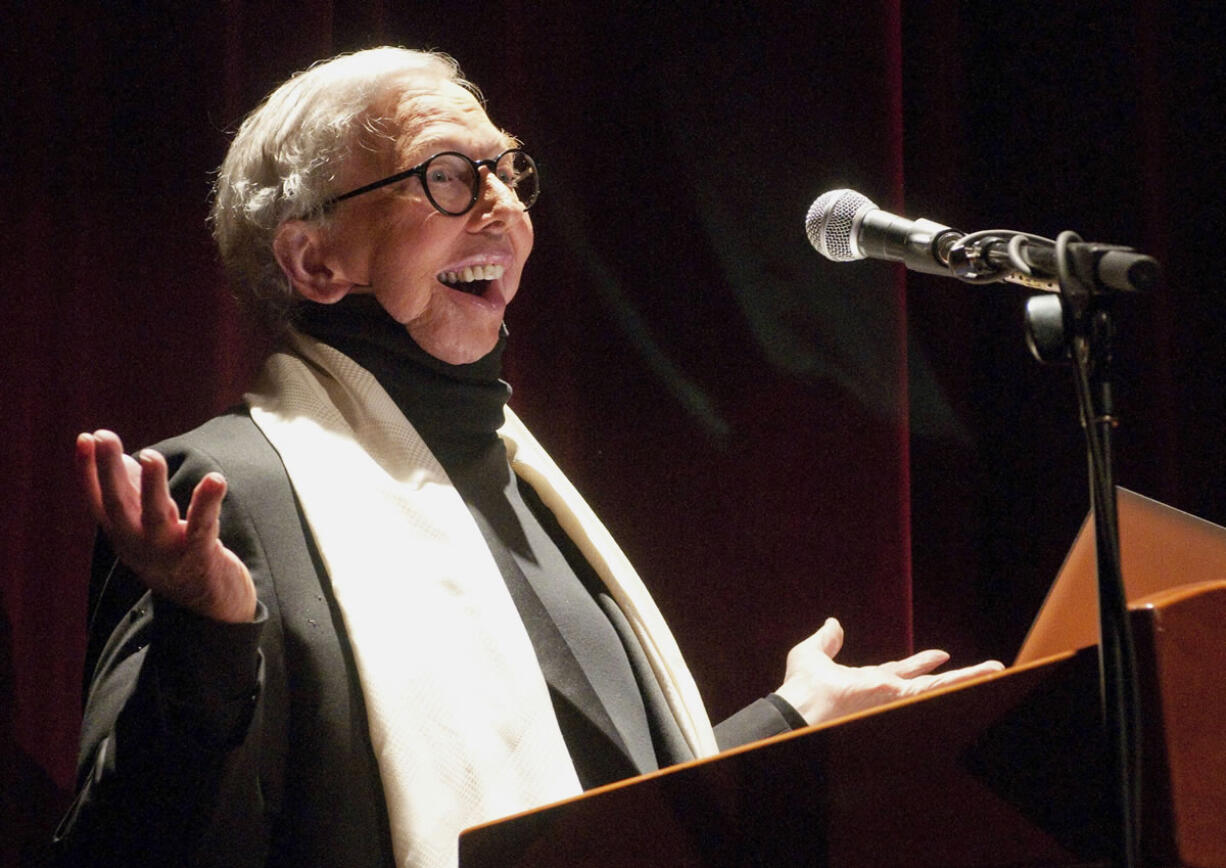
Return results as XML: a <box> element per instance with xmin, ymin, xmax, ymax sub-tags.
<box><xmin>387</xmin><ymin>79</ymin><xmax>516</xmax><ymax>160</ymax></box>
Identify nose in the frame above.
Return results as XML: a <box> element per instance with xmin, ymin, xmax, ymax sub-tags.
<box><xmin>469</xmin><ymin>168</ymin><xmax>524</xmax><ymax>227</ymax></box>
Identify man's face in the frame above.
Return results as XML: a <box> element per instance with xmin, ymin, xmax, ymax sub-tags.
<box><xmin>325</xmin><ymin>80</ymin><xmax>534</xmax><ymax>364</ymax></box>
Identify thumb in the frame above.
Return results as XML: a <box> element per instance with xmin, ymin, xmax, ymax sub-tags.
<box><xmin>812</xmin><ymin>617</ymin><xmax>844</xmax><ymax>659</ymax></box>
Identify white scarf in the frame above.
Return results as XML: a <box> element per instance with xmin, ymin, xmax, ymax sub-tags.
<box><xmin>245</xmin><ymin>332</ymin><xmax>716</xmax><ymax>868</ymax></box>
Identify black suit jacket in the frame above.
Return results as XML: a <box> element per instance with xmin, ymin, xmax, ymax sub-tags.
<box><xmin>54</xmin><ymin>410</ymin><xmax>795</xmax><ymax>867</ymax></box>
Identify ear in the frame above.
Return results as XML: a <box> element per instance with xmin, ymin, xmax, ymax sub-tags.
<box><xmin>273</xmin><ymin>220</ymin><xmax>361</xmax><ymax>303</ymax></box>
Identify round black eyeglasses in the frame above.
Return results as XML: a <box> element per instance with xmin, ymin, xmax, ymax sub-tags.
<box><xmin>324</xmin><ymin>148</ymin><xmax>539</xmax><ymax>216</ymax></box>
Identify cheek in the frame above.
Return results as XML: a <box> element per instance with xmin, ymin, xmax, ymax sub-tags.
<box><xmin>521</xmin><ymin>214</ymin><xmax>535</xmax><ymax>254</ymax></box>
<box><xmin>510</xmin><ymin>216</ymin><xmax>535</xmax><ymax>280</ymax></box>
<box><xmin>366</xmin><ymin>219</ymin><xmax>450</xmax><ymax>312</ymax></box>
<box><xmin>371</xmin><ymin>270</ymin><xmax>437</xmax><ymax>324</ymax></box>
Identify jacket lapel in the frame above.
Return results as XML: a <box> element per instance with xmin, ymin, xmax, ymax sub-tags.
<box><xmin>469</xmin><ymin>508</ymin><xmax>646</xmax><ymax>784</ymax></box>
<box><xmin>499</xmin><ymin>410</ymin><xmax>719</xmax><ymax>760</ymax></box>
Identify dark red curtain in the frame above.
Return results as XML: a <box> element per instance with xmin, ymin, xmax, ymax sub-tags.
<box><xmin>4</xmin><ymin>2</ymin><xmax>1222</xmax><ymax>864</ymax></box>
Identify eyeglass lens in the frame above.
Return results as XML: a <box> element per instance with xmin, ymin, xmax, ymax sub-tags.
<box><xmin>425</xmin><ymin>151</ymin><xmax>538</xmax><ymax>214</ymax></box>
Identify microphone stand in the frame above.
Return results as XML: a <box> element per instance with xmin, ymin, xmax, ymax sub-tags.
<box><xmin>1014</xmin><ymin>231</ymin><xmax>1150</xmax><ymax>868</ymax></box>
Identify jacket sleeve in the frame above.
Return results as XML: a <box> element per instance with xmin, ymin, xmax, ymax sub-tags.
<box><xmin>52</xmin><ymin>446</ymin><xmax>283</xmax><ymax>868</ymax></box>
<box><xmin>714</xmin><ymin>694</ymin><xmax>808</xmax><ymax>751</ymax></box>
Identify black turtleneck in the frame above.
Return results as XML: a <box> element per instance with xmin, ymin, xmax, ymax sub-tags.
<box><xmin>296</xmin><ymin>295</ymin><xmax>510</xmax><ymax>466</ymax></box>
<box><xmin>294</xmin><ymin>295</ymin><xmax>672</xmax><ymax>787</ymax></box>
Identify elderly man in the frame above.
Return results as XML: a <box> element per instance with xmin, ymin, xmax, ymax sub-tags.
<box><xmin>54</xmin><ymin>47</ymin><xmax>999</xmax><ymax>868</ymax></box>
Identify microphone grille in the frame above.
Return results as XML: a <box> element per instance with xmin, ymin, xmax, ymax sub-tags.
<box><xmin>805</xmin><ymin>189</ymin><xmax>876</xmax><ymax>261</ymax></box>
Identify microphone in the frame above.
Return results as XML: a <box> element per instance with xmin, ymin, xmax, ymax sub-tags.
<box><xmin>806</xmin><ymin>188</ymin><xmax>1158</xmax><ymax>294</ymax></box>
<box><xmin>804</xmin><ymin>189</ymin><xmax>963</xmax><ymax>277</ymax></box>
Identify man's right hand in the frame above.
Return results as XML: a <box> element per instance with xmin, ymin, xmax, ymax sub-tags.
<box><xmin>77</xmin><ymin>430</ymin><xmax>257</xmax><ymax>624</ymax></box>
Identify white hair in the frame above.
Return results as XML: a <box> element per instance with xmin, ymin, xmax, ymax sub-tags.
<box><xmin>210</xmin><ymin>46</ymin><xmax>478</xmax><ymax>334</ymax></box>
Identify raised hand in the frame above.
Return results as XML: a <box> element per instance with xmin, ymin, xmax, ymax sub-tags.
<box><xmin>775</xmin><ymin>617</ymin><xmax>1004</xmax><ymax>725</ymax></box>
<box><xmin>76</xmin><ymin>430</ymin><xmax>257</xmax><ymax>623</ymax></box>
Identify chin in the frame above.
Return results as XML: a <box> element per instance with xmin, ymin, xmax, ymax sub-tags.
<box><xmin>412</xmin><ymin>326</ymin><xmax>501</xmax><ymax>365</ymax></box>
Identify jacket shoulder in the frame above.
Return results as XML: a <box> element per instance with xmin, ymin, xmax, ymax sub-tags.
<box><xmin>150</xmin><ymin>409</ymin><xmax>283</xmax><ymax>489</ymax></box>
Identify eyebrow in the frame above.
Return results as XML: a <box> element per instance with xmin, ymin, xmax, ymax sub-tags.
<box><xmin>403</xmin><ymin>129</ymin><xmax>522</xmax><ymax>163</ymax></box>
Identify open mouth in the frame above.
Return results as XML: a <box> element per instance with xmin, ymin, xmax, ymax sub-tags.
<box><xmin>439</xmin><ymin>263</ymin><xmax>504</xmax><ymax>296</ymax></box>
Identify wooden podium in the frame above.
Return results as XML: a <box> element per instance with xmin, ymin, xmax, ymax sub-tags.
<box><xmin>460</xmin><ymin>496</ymin><xmax>1226</xmax><ymax>867</ymax></box>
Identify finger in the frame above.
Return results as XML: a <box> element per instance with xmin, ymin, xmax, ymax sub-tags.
<box><xmin>914</xmin><ymin>660</ymin><xmax>1005</xmax><ymax>695</ymax></box>
<box><xmin>138</xmin><ymin>449</ymin><xmax>179</xmax><ymax>533</ymax></box>
<box><xmin>886</xmin><ymin>649</ymin><xmax>950</xmax><ymax>679</ymax></box>
<box><xmin>933</xmin><ymin>660</ymin><xmax>1006</xmax><ymax>685</ymax></box>
<box><xmin>92</xmin><ymin>430</ymin><xmax>140</xmax><ymax>532</ymax></box>
<box><xmin>75</xmin><ymin>433</ymin><xmax>105</xmax><ymax>521</ymax></box>
<box><xmin>813</xmin><ymin>617</ymin><xmax>844</xmax><ymax>658</ymax></box>
<box><xmin>183</xmin><ymin>472</ymin><xmax>228</xmax><ymax>549</ymax></box>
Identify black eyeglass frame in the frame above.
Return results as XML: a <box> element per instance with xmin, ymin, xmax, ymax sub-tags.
<box><xmin>323</xmin><ymin>147</ymin><xmax>539</xmax><ymax>216</ymax></box>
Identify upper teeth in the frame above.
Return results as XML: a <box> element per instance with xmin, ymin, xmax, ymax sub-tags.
<box><xmin>439</xmin><ymin>264</ymin><xmax>504</xmax><ymax>284</ymax></box>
